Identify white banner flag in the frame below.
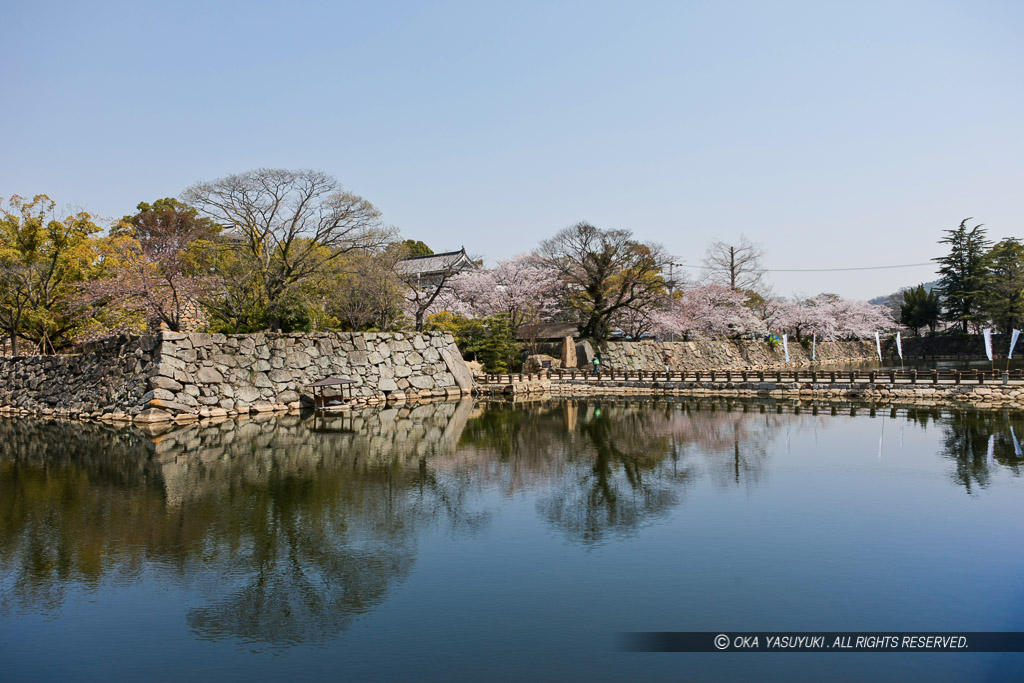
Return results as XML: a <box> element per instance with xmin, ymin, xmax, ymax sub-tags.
<box><xmin>783</xmin><ymin>334</ymin><xmax>790</xmax><ymax>363</ymax></box>
<box><xmin>983</xmin><ymin>328</ymin><xmax>993</xmax><ymax>362</ymax></box>
<box><xmin>1010</xmin><ymin>329</ymin><xmax>1021</xmax><ymax>359</ymax></box>
<box><xmin>896</xmin><ymin>331</ymin><xmax>902</xmax><ymax>360</ymax></box>
<box><xmin>811</xmin><ymin>333</ymin><xmax>816</xmax><ymax>362</ymax></box>
<box><xmin>875</xmin><ymin>331</ymin><xmax>882</xmax><ymax>362</ymax></box>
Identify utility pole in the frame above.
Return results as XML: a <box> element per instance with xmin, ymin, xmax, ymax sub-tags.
<box><xmin>667</xmin><ymin>261</ymin><xmax>684</xmax><ymax>342</ymax></box>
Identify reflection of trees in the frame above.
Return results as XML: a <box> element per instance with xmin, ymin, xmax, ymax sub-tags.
<box><xmin>0</xmin><ymin>421</ymin><xmax>165</xmax><ymax>615</ymax></box>
<box><xmin>0</xmin><ymin>401</ymin><xmax>482</xmax><ymax>645</ymax></box>
<box><xmin>537</xmin><ymin>403</ymin><xmax>694</xmax><ymax>544</ymax></box>
<box><xmin>184</xmin><ymin>462</ymin><xmax>419</xmax><ymax>645</ymax></box>
<box><xmin>462</xmin><ymin>399</ymin><xmax>782</xmax><ymax>544</ymax></box>
<box><xmin>939</xmin><ymin>410</ymin><xmax>1024</xmax><ymax>494</ymax></box>
<box><xmin>12</xmin><ymin>396</ymin><xmax>955</xmax><ymax>639</ymax></box>
<box><xmin>904</xmin><ymin>406</ymin><xmax>942</xmax><ymax>430</ymax></box>
<box><xmin>662</xmin><ymin>401</ymin><xmax>778</xmax><ymax>490</ymax></box>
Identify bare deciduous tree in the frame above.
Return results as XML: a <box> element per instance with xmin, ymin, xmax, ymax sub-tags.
<box><xmin>183</xmin><ymin>169</ymin><xmax>390</xmax><ymax>331</ymax></box>
<box><xmin>702</xmin><ymin>235</ymin><xmax>765</xmax><ymax>292</ymax></box>
<box><xmin>330</xmin><ymin>243</ymin><xmax>408</xmax><ymax>331</ymax></box>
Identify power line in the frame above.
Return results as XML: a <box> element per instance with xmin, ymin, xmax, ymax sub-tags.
<box><xmin>678</xmin><ymin>261</ymin><xmax>936</xmax><ymax>273</ymax></box>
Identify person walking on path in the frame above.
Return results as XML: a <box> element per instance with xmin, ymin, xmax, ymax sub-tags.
<box><xmin>593</xmin><ymin>355</ymin><xmax>600</xmax><ymax>377</ymax></box>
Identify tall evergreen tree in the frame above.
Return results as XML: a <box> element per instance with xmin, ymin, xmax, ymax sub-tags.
<box><xmin>984</xmin><ymin>238</ymin><xmax>1024</xmax><ymax>334</ymax></box>
<box><xmin>934</xmin><ymin>218</ymin><xmax>990</xmax><ymax>333</ymax></box>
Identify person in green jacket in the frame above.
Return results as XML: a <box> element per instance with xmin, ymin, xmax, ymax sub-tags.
<box><xmin>592</xmin><ymin>355</ymin><xmax>600</xmax><ymax>377</ymax></box>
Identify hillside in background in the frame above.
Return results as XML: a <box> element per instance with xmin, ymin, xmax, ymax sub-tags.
<box><xmin>869</xmin><ymin>279</ymin><xmax>941</xmax><ymax>308</ymax></box>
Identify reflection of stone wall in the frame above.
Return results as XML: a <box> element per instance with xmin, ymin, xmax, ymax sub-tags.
<box><xmin>0</xmin><ymin>331</ymin><xmax>474</xmax><ymax>424</ymax></box>
<box><xmin>601</xmin><ymin>339</ymin><xmax>877</xmax><ymax>371</ymax></box>
<box><xmin>151</xmin><ymin>400</ymin><xmax>475</xmax><ymax>506</ymax></box>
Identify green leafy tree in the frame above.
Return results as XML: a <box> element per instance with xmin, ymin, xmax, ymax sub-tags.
<box><xmin>900</xmin><ymin>284</ymin><xmax>941</xmax><ymax>336</ymax></box>
<box><xmin>198</xmin><ymin>240</ymin><xmax>267</xmax><ymax>333</ymax></box>
<box><xmin>533</xmin><ymin>222</ymin><xmax>673</xmax><ymax>345</ymax></box>
<box><xmin>401</xmin><ymin>240</ymin><xmax>433</xmax><ymax>258</ymax></box>
<box><xmin>934</xmin><ymin>218</ymin><xmax>990</xmax><ymax>333</ymax></box>
<box><xmin>426</xmin><ymin>312</ymin><xmax>521</xmax><ymax>372</ymax></box>
<box><xmin>462</xmin><ymin>314</ymin><xmax>521</xmax><ymax>373</ymax></box>
<box><xmin>983</xmin><ymin>238</ymin><xmax>1024</xmax><ymax>334</ymax></box>
<box><xmin>0</xmin><ymin>195</ymin><xmax>100</xmax><ymax>354</ymax></box>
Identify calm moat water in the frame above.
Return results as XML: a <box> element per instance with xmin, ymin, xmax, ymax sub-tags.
<box><xmin>2</xmin><ymin>398</ymin><xmax>1023</xmax><ymax>682</ymax></box>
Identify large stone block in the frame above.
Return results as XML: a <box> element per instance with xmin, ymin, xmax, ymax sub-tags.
<box><xmin>561</xmin><ymin>336</ymin><xmax>577</xmax><ymax>368</ymax></box>
<box><xmin>134</xmin><ymin>407</ymin><xmax>174</xmax><ymax>423</ymax></box>
<box><xmin>146</xmin><ymin>398</ymin><xmax>193</xmax><ymax>414</ymax></box>
<box><xmin>409</xmin><ymin>375</ymin><xmax>435</xmax><ymax>390</ymax></box>
<box><xmin>150</xmin><ymin>376</ymin><xmax>183</xmax><ymax>392</ymax></box>
<box><xmin>236</xmin><ymin>385</ymin><xmax>261</xmax><ymax>403</ymax></box>
<box><xmin>174</xmin><ymin>348</ymin><xmax>198</xmax><ymax>363</ymax></box>
<box><xmin>196</xmin><ymin>367</ymin><xmax>224</xmax><ymax>383</ymax></box>
<box><xmin>268</xmin><ymin>369</ymin><xmax>292</xmax><ymax>383</ymax></box>
<box><xmin>213</xmin><ymin>354</ymin><xmax>237</xmax><ymax>368</ymax></box>
<box><xmin>142</xmin><ymin>388</ymin><xmax>176</xmax><ymax>403</ymax></box>
<box><xmin>440</xmin><ymin>347</ymin><xmax>474</xmax><ymax>392</ymax></box>
<box><xmin>285</xmin><ymin>351</ymin><xmax>312</xmax><ymax>368</ymax></box>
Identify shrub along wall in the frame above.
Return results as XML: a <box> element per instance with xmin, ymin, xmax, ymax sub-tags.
<box><xmin>0</xmin><ymin>331</ymin><xmax>474</xmax><ymax>423</ymax></box>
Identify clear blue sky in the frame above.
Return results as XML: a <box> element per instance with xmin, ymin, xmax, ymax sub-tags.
<box><xmin>3</xmin><ymin>0</ymin><xmax>1022</xmax><ymax>299</ymax></box>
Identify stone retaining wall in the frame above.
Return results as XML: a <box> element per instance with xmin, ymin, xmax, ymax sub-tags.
<box><xmin>0</xmin><ymin>331</ymin><xmax>474</xmax><ymax>424</ymax></box>
<box><xmin>536</xmin><ymin>378</ymin><xmax>1024</xmax><ymax>409</ymax></box>
<box><xmin>600</xmin><ymin>339</ymin><xmax>879</xmax><ymax>372</ymax></box>
<box><xmin>0</xmin><ymin>334</ymin><xmax>152</xmax><ymax>417</ymax></box>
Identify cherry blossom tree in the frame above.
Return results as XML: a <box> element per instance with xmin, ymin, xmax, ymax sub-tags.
<box><xmin>652</xmin><ymin>284</ymin><xmax>765</xmax><ymax>340</ymax></box>
<box><xmin>409</xmin><ymin>255</ymin><xmax>562</xmax><ymax>330</ymax></box>
<box><xmin>83</xmin><ymin>199</ymin><xmax>218</xmax><ymax>332</ymax></box>
<box><xmin>450</xmin><ymin>256</ymin><xmax>561</xmax><ymax>327</ymax></box>
<box><xmin>611</xmin><ymin>304</ymin><xmax>661</xmax><ymax>340</ymax></box>
<box><xmin>768</xmin><ymin>294</ymin><xmax>894</xmax><ymax>340</ymax></box>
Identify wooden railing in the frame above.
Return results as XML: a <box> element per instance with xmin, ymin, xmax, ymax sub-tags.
<box><xmin>480</xmin><ymin>368</ymin><xmax>1024</xmax><ymax>386</ymax></box>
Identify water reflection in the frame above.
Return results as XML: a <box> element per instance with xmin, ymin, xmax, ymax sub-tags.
<box><xmin>938</xmin><ymin>409</ymin><xmax>1024</xmax><ymax>493</ymax></box>
<box><xmin>0</xmin><ymin>401</ymin><xmax>485</xmax><ymax>646</ymax></box>
<box><xmin>1</xmin><ymin>397</ymin><xmax>1022</xmax><ymax>646</ymax></box>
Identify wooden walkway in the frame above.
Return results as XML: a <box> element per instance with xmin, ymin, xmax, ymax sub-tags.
<box><xmin>481</xmin><ymin>368</ymin><xmax>1024</xmax><ymax>387</ymax></box>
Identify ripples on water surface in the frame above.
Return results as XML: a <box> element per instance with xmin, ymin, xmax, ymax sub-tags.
<box><xmin>2</xmin><ymin>398</ymin><xmax>1023</xmax><ymax>682</ymax></box>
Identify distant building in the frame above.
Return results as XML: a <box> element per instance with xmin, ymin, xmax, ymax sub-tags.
<box><xmin>395</xmin><ymin>247</ymin><xmax>476</xmax><ymax>287</ymax></box>
<box><xmin>516</xmin><ymin>321</ymin><xmax>580</xmax><ymax>342</ymax></box>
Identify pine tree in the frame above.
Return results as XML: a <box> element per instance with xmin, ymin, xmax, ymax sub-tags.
<box><xmin>984</xmin><ymin>238</ymin><xmax>1024</xmax><ymax>334</ymax></box>
<box><xmin>900</xmin><ymin>284</ymin><xmax>941</xmax><ymax>335</ymax></box>
<box><xmin>934</xmin><ymin>219</ymin><xmax>990</xmax><ymax>333</ymax></box>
